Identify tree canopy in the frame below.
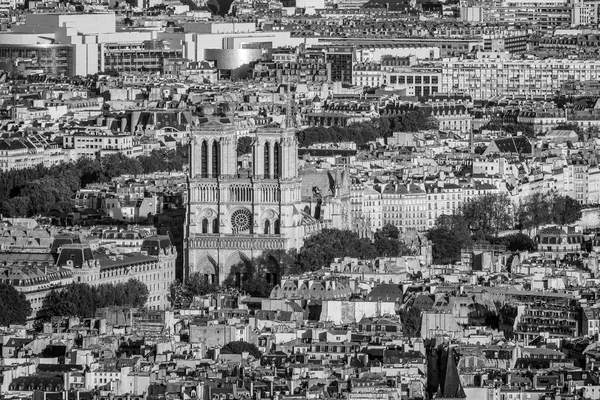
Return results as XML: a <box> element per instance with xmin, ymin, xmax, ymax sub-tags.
<box><xmin>295</xmin><ymin>110</ymin><xmax>438</xmax><ymax>148</ymax></box>
<box><xmin>40</xmin><ymin>280</ymin><xmax>149</xmax><ymax>320</ymax></box>
<box><xmin>460</xmin><ymin>193</ymin><xmax>513</xmax><ymax>240</ymax></box>
<box><xmin>0</xmin><ymin>145</ymin><xmax>187</xmax><ymax>217</ymax></box>
<box><xmin>427</xmin><ymin>214</ymin><xmax>473</xmax><ymax>264</ymax></box>
<box><xmin>296</xmin><ymin>228</ymin><xmax>410</xmax><ymax>272</ymax></box>
<box><xmin>169</xmin><ymin>273</ymin><xmax>219</xmax><ymax>307</ymax></box>
<box><xmin>0</xmin><ymin>283</ymin><xmax>32</xmax><ymax>326</ymax></box>
<box><xmin>494</xmin><ymin>233</ymin><xmax>536</xmax><ymax>252</ymax></box>
<box><xmin>399</xmin><ymin>307</ymin><xmax>421</xmax><ymax>338</ymax></box>
<box><xmin>220</xmin><ymin>341</ymin><xmax>262</xmax><ymax>359</ymax></box>
<box><xmin>516</xmin><ymin>193</ymin><xmax>582</xmax><ymax>230</ymax></box>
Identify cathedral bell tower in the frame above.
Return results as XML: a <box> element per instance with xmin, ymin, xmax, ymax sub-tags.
<box><xmin>186</xmin><ymin>108</ymin><xmax>303</xmax><ymax>286</ymax></box>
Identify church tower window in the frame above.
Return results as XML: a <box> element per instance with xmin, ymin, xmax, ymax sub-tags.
<box><xmin>264</xmin><ymin>141</ymin><xmax>270</xmax><ymax>178</ymax></box>
<box><xmin>201</xmin><ymin>218</ymin><xmax>209</xmax><ymax>233</ymax></box>
<box><xmin>201</xmin><ymin>141</ymin><xmax>208</xmax><ymax>178</ymax></box>
<box><xmin>274</xmin><ymin>142</ymin><xmax>280</xmax><ymax>178</ymax></box>
<box><xmin>264</xmin><ymin>219</ymin><xmax>271</xmax><ymax>234</ymax></box>
<box><xmin>212</xmin><ymin>141</ymin><xmax>220</xmax><ymax>177</ymax></box>
<box><xmin>274</xmin><ymin>218</ymin><xmax>280</xmax><ymax>234</ymax></box>
<box><xmin>212</xmin><ymin>219</ymin><xmax>219</xmax><ymax>233</ymax></box>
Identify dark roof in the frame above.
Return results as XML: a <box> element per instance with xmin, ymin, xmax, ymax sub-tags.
<box><xmin>56</xmin><ymin>244</ymin><xmax>94</xmax><ymax>268</ymax></box>
<box><xmin>490</xmin><ymin>136</ymin><xmax>532</xmax><ymax>154</ymax></box>
<box><xmin>140</xmin><ymin>235</ymin><xmax>173</xmax><ymax>256</ymax></box>
<box><xmin>437</xmin><ymin>346</ymin><xmax>466</xmax><ymax>399</ymax></box>
<box><xmin>366</xmin><ymin>284</ymin><xmax>403</xmax><ymax>302</ymax></box>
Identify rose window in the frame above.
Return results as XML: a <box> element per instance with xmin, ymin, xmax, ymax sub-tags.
<box><xmin>231</xmin><ymin>209</ymin><xmax>252</xmax><ymax>233</ymax></box>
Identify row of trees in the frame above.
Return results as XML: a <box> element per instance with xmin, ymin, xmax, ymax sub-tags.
<box><xmin>296</xmin><ymin>110</ymin><xmax>438</xmax><ymax>147</ymax></box>
<box><xmin>295</xmin><ymin>225</ymin><xmax>411</xmax><ymax>273</ymax></box>
<box><xmin>516</xmin><ymin>192</ymin><xmax>582</xmax><ymax>231</ymax></box>
<box><xmin>40</xmin><ymin>279</ymin><xmax>149</xmax><ymax>320</ymax></box>
<box><xmin>169</xmin><ymin>272</ymin><xmax>276</xmax><ymax>306</ymax></box>
<box><xmin>427</xmin><ymin>192</ymin><xmax>583</xmax><ymax>264</ymax></box>
<box><xmin>0</xmin><ymin>145</ymin><xmax>187</xmax><ymax>218</ymax></box>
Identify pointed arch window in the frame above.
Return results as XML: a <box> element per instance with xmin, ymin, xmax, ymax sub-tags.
<box><xmin>264</xmin><ymin>219</ymin><xmax>271</xmax><ymax>234</ymax></box>
<box><xmin>201</xmin><ymin>140</ymin><xmax>208</xmax><ymax>178</ymax></box>
<box><xmin>212</xmin><ymin>218</ymin><xmax>219</xmax><ymax>233</ymax></box>
<box><xmin>274</xmin><ymin>218</ymin><xmax>280</xmax><ymax>234</ymax></box>
<box><xmin>274</xmin><ymin>141</ymin><xmax>280</xmax><ymax>178</ymax></box>
<box><xmin>264</xmin><ymin>141</ymin><xmax>270</xmax><ymax>178</ymax></box>
<box><xmin>202</xmin><ymin>218</ymin><xmax>209</xmax><ymax>233</ymax></box>
<box><xmin>212</xmin><ymin>140</ymin><xmax>220</xmax><ymax>177</ymax></box>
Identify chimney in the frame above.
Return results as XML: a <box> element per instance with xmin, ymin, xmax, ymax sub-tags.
<box><xmin>97</xmin><ymin>116</ymin><xmax>104</xmax><ymax>127</ymax></box>
<box><xmin>121</xmin><ymin>117</ymin><xmax>127</xmax><ymax>133</ymax></box>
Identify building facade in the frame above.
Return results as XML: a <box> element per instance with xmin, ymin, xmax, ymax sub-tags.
<box><xmin>186</xmin><ymin>110</ymin><xmax>309</xmax><ymax>285</ymax></box>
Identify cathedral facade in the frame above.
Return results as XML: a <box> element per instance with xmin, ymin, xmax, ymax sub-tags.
<box><xmin>185</xmin><ymin>113</ymin><xmax>307</xmax><ymax>285</ymax></box>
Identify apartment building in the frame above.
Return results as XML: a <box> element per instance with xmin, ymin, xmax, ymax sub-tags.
<box><xmin>380</xmin><ymin>183</ymin><xmax>428</xmax><ymax>232</ymax></box>
<box><xmin>461</xmin><ymin>0</ymin><xmax>582</xmax><ymax>30</ymax></box>
<box><xmin>363</xmin><ymin>186</ymin><xmax>382</xmax><ymax>232</ymax></box>
<box><xmin>425</xmin><ymin>183</ymin><xmax>464</xmax><ymax>228</ymax></box>
<box><xmin>441</xmin><ymin>54</ymin><xmax>600</xmax><ymax>99</ymax></box>
<box><xmin>62</xmin><ymin>131</ymin><xmax>137</xmax><ymax>161</ymax></box>
<box><xmin>0</xmin><ymin>262</ymin><xmax>73</xmax><ymax>319</ymax></box>
<box><xmin>56</xmin><ymin>236</ymin><xmax>177</xmax><ymax>310</ymax></box>
<box><xmin>0</xmin><ymin>137</ymin><xmax>63</xmax><ymax>172</ymax></box>
<box><xmin>352</xmin><ymin>63</ymin><xmax>384</xmax><ymax>87</ymax></box>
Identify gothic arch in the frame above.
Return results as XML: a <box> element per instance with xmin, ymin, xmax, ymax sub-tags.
<box><xmin>224</xmin><ymin>251</ymin><xmax>252</xmax><ymax>286</ymax></box>
<box><xmin>193</xmin><ymin>253</ymin><xmax>218</xmax><ymax>283</ymax></box>
<box><xmin>260</xmin><ymin>254</ymin><xmax>280</xmax><ymax>285</ymax></box>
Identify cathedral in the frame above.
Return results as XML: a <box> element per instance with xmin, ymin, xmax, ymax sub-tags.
<box><xmin>185</xmin><ymin>106</ymin><xmax>310</xmax><ymax>285</ymax></box>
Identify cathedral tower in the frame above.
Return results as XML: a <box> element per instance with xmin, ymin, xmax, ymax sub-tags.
<box><xmin>186</xmin><ymin>111</ymin><xmax>304</xmax><ymax>286</ymax></box>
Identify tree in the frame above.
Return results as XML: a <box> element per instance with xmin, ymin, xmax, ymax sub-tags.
<box><xmin>516</xmin><ymin>193</ymin><xmax>552</xmax><ymax>232</ymax></box>
<box><xmin>551</xmin><ymin>194</ymin><xmax>582</xmax><ymax>226</ymax></box>
<box><xmin>377</xmin><ymin>223</ymin><xmax>400</xmax><ymax>239</ymax></box>
<box><xmin>399</xmin><ymin>307</ymin><xmax>421</xmax><ymax>337</ymax></box>
<box><xmin>461</xmin><ymin>193</ymin><xmax>512</xmax><ymax>239</ymax></box>
<box><xmin>121</xmin><ymin>279</ymin><xmax>149</xmax><ymax>307</ymax></box>
<box><xmin>373</xmin><ymin>224</ymin><xmax>410</xmax><ymax>257</ymax></box>
<box><xmin>297</xmin><ymin>229</ymin><xmax>378</xmax><ymax>272</ymax></box>
<box><xmin>0</xmin><ymin>283</ymin><xmax>32</xmax><ymax>326</ymax></box>
<box><xmin>240</xmin><ymin>275</ymin><xmax>274</xmax><ymax>297</ymax></box>
<box><xmin>185</xmin><ymin>273</ymin><xmax>219</xmax><ymax>297</ymax></box>
<box><xmin>389</xmin><ymin>108</ymin><xmax>438</xmax><ymax>132</ymax></box>
<box><xmin>0</xmin><ymin>196</ymin><xmax>31</xmax><ymax>217</ymax></box>
<box><xmin>40</xmin><ymin>283</ymin><xmax>98</xmax><ymax>319</ymax></box>
<box><xmin>40</xmin><ymin>280</ymin><xmax>149</xmax><ymax>321</ymax></box>
<box><xmin>221</xmin><ymin>340</ymin><xmax>261</xmax><ymax>359</ymax></box>
<box><xmin>501</xmin><ymin>233</ymin><xmax>536</xmax><ymax>252</ymax></box>
<box><xmin>427</xmin><ymin>214</ymin><xmax>473</xmax><ymax>264</ymax></box>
